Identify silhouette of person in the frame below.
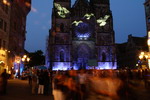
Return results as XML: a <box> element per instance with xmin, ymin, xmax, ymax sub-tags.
<box><xmin>1</xmin><ymin>69</ymin><xmax>8</xmax><ymax>94</ymax></box>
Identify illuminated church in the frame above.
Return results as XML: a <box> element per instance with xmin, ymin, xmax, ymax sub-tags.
<box><xmin>46</xmin><ymin>0</ymin><xmax>117</xmax><ymax>70</ymax></box>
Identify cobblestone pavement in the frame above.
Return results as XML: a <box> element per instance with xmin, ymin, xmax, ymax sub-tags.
<box><xmin>0</xmin><ymin>79</ymin><xmax>52</xmax><ymax>100</ymax></box>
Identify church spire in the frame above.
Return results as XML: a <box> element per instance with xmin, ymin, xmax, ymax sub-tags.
<box><xmin>73</xmin><ymin>0</ymin><xmax>89</xmax><ymax>8</ymax></box>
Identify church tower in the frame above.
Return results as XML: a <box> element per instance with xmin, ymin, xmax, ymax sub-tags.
<box><xmin>91</xmin><ymin>0</ymin><xmax>116</xmax><ymax>69</ymax></box>
<box><xmin>48</xmin><ymin>0</ymin><xmax>117</xmax><ymax>70</ymax></box>
<box><xmin>49</xmin><ymin>0</ymin><xmax>72</xmax><ymax>70</ymax></box>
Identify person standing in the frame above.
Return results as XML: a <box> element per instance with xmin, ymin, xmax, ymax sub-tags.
<box><xmin>1</xmin><ymin>69</ymin><xmax>8</xmax><ymax>95</ymax></box>
<box><xmin>38</xmin><ymin>70</ymin><xmax>44</xmax><ymax>95</ymax></box>
<box><xmin>43</xmin><ymin>70</ymin><xmax>50</xmax><ymax>95</ymax></box>
<box><xmin>31</xmin><ymin>70</ymin><xmax>38</xmax><ymax>94</ymax></box>
<box><xmin>78</xmin><ymin>70</ymin><xmax>87</xmax><ymax>100</ymax></box>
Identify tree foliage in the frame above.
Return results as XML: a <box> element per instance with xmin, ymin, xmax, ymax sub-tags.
<box><xmin>27</xmin><ymin>50</ymin><xmax>45</xmax><ymax>67</ymax></box>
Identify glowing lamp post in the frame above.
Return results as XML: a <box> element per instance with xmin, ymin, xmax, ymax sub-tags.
<box><xmin>27</xmin><ymin>58</ymin><xmax>30</xmax><ymax>62</ymax></box>
<box><xmin>139</xmin><ymin>55</ymin><xmax>143</xmax><ymax>60</ymax></box>
<box><xmin>22</xmin><ymin>55</ymin><xmax>30</xmax><ymax>69</ymax></box>
<box><xmin>139</xmin><ymin>52</ymin><xmax>150</xmax><ymax>69</ymax></box>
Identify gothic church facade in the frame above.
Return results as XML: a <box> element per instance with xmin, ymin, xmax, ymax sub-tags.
<box><xmin>47</xmin><ymin>0</ymin><xmax>117</xmax><ymax>70</ymax></box>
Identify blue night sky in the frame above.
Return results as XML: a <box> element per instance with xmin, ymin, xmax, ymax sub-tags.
<box><xmin>26</xmin><ymin>0</ymin><xmax>146</xmax><ymax>53</ymax></box>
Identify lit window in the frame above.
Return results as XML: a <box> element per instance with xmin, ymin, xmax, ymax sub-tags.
<box><xmin>148</xmin><ymin>31</ymin><xmax>150</xmax><ymax>38</ymax></box>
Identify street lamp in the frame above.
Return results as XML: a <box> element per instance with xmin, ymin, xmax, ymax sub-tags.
<box><xmin>139</xmin><ymin>52</ymin><xmax>150</xmax><ymax>69</ymax></box>
<box><xmin>27</xmin><ymin>57</ymin><xmax>30</xmax><ymax>62</ymax></box>
<box><xmin>21</xmin><ymin>55</ymin><xmax>30</xmax><ymax>69</ymax></box>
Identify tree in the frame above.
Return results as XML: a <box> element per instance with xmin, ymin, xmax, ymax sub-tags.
<box><xmin>27</xmin><ymin>50</ymin><xmax>45</xmax><ymax>67</ymax></box>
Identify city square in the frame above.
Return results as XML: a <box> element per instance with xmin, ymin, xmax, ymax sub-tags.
<box><xmin>0</xmin><ymin>0</ymin><xmax>150</xmax><ymax>100</ymax></box>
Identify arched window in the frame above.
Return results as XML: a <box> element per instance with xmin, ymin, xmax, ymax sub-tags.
<box><xmin>60</xmin><ymin>23</ymin><xmax>64</xmax><ymax>32</ymax></box>
<box><xmin>102</xmin><ymin>52</ymin><xmax>106</xmax><ymax>62</ymax></box>
<box><xmin>60</xmin><ymin>51</ymin><xmax>64</xmax><ymax>61</ymax></box>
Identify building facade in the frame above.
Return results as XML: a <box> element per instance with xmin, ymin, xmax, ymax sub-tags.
<box><xmin>144</xmin><ymin>0</ymin><xmax>150</xmax><ymax>35</ymax></box>
<box><xmin>0</xmin><ymin>0</ymin><xmax>31</xmax><ymax>74</ymax></box>
<box><xmin>8</xmin><ymin>0</ymin><xmax>31</xmax><ymax>74</ymax></box>
<box><xmin>0</xmin><ymin>0</ymin><xmax>11</xmax><ymax>74</ymax></box>
<box><xmin>47</xmin><ymin>0</ymin><xmax>117</xmax><ymax>70</ymax></box>
<box><xmin>116</xmin><ymin>34</ymin><xmax>148</xmax><ymax>69</ymax></box>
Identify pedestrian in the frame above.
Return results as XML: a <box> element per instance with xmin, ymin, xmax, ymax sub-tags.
<box><xmin>78</xmin><ymin>70</ymin><xmax>87</xmax><ymax>100</ymax></box>
<box><xmin>53</xmin><ymin>71</ymin><xmax>66</xmax><ymax>100</ymax></box>
<box><xmin>64</xmin><ymin>70</ymin><xmax>79</xmax><ymax>100</ymax></box>
<box><xmin>28</xmin><ymin>74</ymin><xmax>32</xmax><ymax>86</ymax></box>
<box><xmin>0</xmin><ymin>75</ymin><xmax>2</xmax><ymax>94</ymax></box>
<box><xmin>31</xmin><ymin>70</ymin><xmax>38</xmax><ymax>94</ymax></box>
<box><xmin>38</xmin><ymin>70</ymin><xmax>44</xmax><ymax>95</ymax></box>
<box><xmin>43</xmin><ymin>70</ymin><xmax>50</xmax><ymax>95</ymax></box>
<box><xmin>0</xmin><ymin>69</ymin><xmax>9</xmax><ymax>95</ymax></box>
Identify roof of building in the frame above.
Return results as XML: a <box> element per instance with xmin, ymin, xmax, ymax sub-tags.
<box><xmin>128</xmin><ymin>35</ymin><xmax>147</xmax><ymax>46</ymax></box>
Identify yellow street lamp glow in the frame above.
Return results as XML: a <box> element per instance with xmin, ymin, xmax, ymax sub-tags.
<box><xmin>148</xmin><ymin>59</ymin><xmax>150</xmax><ymax>69</ymax></box>
<box><xmin>148</xmin><ymin>39</ymin><xmax>150</xmax><ymax>46</ymax></box>
<box><xmin>141</xmin><ymin>52</ymin><xmax>144</xmax><ymax>55</ymax></box>
<box><xmin>23</xmin><ymin>55</ymin><xmax>27</xmax><ymax>58</ymax></box>
<box><xmin>27</xmin><ymin>58</ymin><xmax>30</xmax><ymax>62</ymax></box>
<box><xmin>22</xmin><ymin>58</ymin><xmax>25</xmax><ymax>62</ymax></box>
<box><xmin>148</xmin><ymin>31</ymin><xmax>150</xmax><ymax>38</ymax></box>
<box><xmin>3</xmin><ymin>0</ymin><xmax>10</xmax><ymax>6</ymax></box>
<box><xmin>16</xmin><ymin>60</ymin><xmax>20</xmax><ymax>64</ymax></box>
<box><xmin>139</xmin><ymin>55</ymin><xmax>143</xmax><ymax>59</ymax></box>
<box><xmin>145</xmin><ymin>55</ymin><xmax>148</xmax><ymax>59</ymax></box>
<box><xmin>3</xmin><ymin>0</ymin><xmax>7</xmax><ymax>4</ymax></box>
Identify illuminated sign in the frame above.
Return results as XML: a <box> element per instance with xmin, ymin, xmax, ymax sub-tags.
<box><xmin>97</xmin><ymin>15</ymin><xmax>110</xmax><ymax>26</ymax></box>
<box><xmin>54</xmin><ymin>3</ymin><xmax>70</xmax><ymax>18</ymax></box>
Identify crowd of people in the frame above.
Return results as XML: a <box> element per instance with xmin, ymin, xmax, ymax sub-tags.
<box><xmin>52</xmin><ymin>69</ymin><xmax>122</xmax><ymax>100</ymax></box>
<box><xmin>52</xmin><ymin>69</ymin><xmax>150</xmax><ymax>100</ymax></box>
<box><xmin>1</xmin><ymin>68</ymin><xmax>150</xmax><ymax>100</ymax></box>
<box><xmin>28</xmin><ymin>69</ymin><xmax>50</xmax><ymax>95</ymax></box>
